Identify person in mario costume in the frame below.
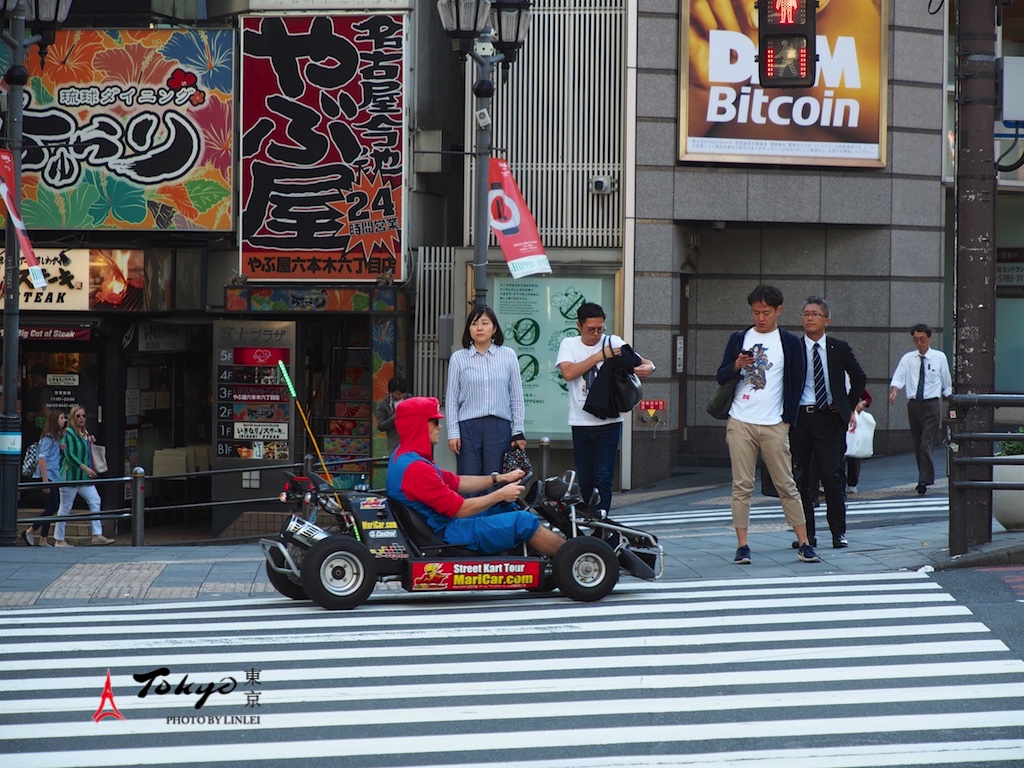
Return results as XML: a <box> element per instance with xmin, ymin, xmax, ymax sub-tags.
<box><xmin>386</xmin><ymin>396</ymin><xmax>565</xmax><ymax>555</ymax></box>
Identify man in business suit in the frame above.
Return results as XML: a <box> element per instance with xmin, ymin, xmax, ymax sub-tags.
<box><xmin>790</xmin><ymin>297</ymin><xmax>867</xmax><ymax>549</ymax></box>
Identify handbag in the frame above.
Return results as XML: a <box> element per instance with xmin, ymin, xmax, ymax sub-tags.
<box><xmin>845</xmin><ymin>410</ymin><xmax>876</xmax><ymax>459</ymax></box>
<box><xmin>91</xmin><ymin>444</ymin><xmax>109</xmax><ymax>474</ymax></box>
<box><xmin>501</xmin><ymin>447</ymin><xmax>533</xmax><ymax>476</ymax></box>
<box><xmin>21</xmin><ymin>442</ymin><xmax>39</xmax><ymax>478</ymax></box>
<box><xmin>605</xmin><ymin>337</ymin><xmax>643</xmax><ymax>413</ymax></box>
<box><xmin>706</xmin><ymin>375</ymin><xmax>740</xmax><ymax>420</ymax></box>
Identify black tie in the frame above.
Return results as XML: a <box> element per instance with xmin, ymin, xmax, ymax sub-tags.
<box><xmin>813</xmin><ymin>343</ymin><xmax>828</xmax><ymax>410</ymax></box>
<box><xmin>916</xmin><ymin>355</ymin><xmax>926</xmax><ymax>402</ymax></box>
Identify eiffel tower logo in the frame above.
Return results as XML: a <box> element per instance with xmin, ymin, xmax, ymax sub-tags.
<box><xmin>92</xmin><ymin>669</ymin><xmax>126</xmax><ymax>722</ymax></box>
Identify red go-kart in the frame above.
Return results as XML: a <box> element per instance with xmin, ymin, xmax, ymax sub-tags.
<box><xmin>260</xmin><ymin>470</ymin><xmax>663</xmax><ymax>610</ymax></box>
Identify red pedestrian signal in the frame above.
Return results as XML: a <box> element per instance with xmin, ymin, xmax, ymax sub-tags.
<box><xmin>757</xmin><ymin>0</ymin><xmax>817</xmax><ymax>88</ymax></box>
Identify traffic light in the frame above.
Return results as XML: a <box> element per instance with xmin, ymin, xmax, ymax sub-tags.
<box><xmin>757</xmin><ymin>0</ymin><xmax>817</xmax><ymax>89</ymax></box>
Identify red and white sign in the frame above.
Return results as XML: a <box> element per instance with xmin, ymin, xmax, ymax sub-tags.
<box><xmin>0</xmin><ymin>149</ymin><xmax>45</xmax><ymax>289</ymax></box>
<box><xmin>233</xmin><ymin>347</ymin><xmax>289</xmax><ymax>366</ymax></box>
<box><xmin>488</xmin><ymin>158</ymin><xmax>551</xmax><ymax>279</ymax></box>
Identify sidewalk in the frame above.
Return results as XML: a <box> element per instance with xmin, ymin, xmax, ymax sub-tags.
<box><xmin>1</xmin><ymin>450</ymin><xmax>1022</xmax><ymax>608</ymax></box>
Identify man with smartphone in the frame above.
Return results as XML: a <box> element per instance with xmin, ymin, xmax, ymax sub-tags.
<box><xmin>715</xmin><ymin>284</ymin><xmax>819</xmax><ymax>565</ymax></box>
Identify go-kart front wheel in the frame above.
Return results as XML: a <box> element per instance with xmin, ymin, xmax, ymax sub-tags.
<box><xmin>552</xmin><ymin>537</ymin><xmax>618</xmax><ymax>602</ymax></box>
<box><xmin>301</xmin><ymin>536</ymin><xmax>377</xmax><ymax>610</ymax></box>
<box><xmin>264</xmin><ymin>552</ymin><xmax>308</xmax><ymax>601</ymax></box>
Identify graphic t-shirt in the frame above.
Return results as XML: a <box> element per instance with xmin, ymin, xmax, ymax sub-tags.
<box><xmin>730</xmin><ymin>328</ymin><xmax>785</xmax><ymax>426</ymax></box>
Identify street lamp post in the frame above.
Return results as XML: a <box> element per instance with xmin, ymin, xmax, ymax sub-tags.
<box><xmin>0</xmin><ymin>0</ymin><xmax>73</xmax><ymax>547</ymax></box>
<box><xmin>436</xmin><ymin>0</ymin><xmax>531</xmax><ymax>309</ymax></box>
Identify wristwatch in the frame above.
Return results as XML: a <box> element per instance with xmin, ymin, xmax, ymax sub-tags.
<box><xmin>491</xmin><ymin>472</ymin><xmax>499</xmax><ymax>485</ymax></box>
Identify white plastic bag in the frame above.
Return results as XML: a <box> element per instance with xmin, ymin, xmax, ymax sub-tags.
<box><xmin>846</xmin><ymin>410</ymin><xmax>875</xmax><ymax>459</ymax></box>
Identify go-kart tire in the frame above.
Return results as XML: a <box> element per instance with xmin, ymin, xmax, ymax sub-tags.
<box><xmin>552</xmin><ymin>537</ymin><xmax>618</xmax><ymax>602</ymax></box>
<box><xmin>264</xmin><ymin>557</ymin><xmax>308</xmax><ymax>601</ymax></box>
<box><xmin>301</xmin><ymin>536</ymin><xmax>377</xmax><ymax>610</ymax></box>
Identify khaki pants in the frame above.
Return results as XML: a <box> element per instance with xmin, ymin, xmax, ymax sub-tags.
<box><xmin>726</xmin><ymin>417</ymin><xmax>805</xmax><ymax>530</ymax></box>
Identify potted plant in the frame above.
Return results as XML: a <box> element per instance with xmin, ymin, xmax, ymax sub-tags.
<box><xmin>993</xmin><ymin>427</ymin><xmax>1024</xmax><ymax>532</ymax></box>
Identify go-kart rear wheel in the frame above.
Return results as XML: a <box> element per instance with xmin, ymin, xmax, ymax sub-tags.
<box><xmin>301</xmin><ymin>536</ymin><xmax>377</xmax><ymax>610</ymax></box>
<box><xmin>552</xmin><ymin>537</ymin><xmax>618</xmax><ymax>602</ymax></box>
<box><xmin>264</xmin><ymin>557</ymin><xmax>308</xmax><ymax>601</ymax></box>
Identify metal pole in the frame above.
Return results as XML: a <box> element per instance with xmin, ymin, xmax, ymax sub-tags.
<box><xmin>539</xmin><ymin>436</ymin><xmax>550</xmax><ymax>480</ymax></box>
<box><xmin>950</xmin><ymin>0</ymin><xmax>997</xmax><ymax>555</ymax></box>
<box><xmin>0</xmin><ymin>6</ymin><xmax>28</xmax><ymax>547</ymax></box>
<box><xmin>131</xmin><ymin>467</ymin><xmax>146</xmax><ymax>547</ymax></box>
<box><xmin>470</xmin><ymin>32</ymin><xmax>496</xmax><ymax>308</ymax></box>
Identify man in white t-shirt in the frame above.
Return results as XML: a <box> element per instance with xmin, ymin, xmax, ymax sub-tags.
<box><xmin>556</xmin><ymin>302</ymin><xmax>655</xmax><ymax>513</ymax></box>
<box><xmin>715</xmin><ymin>285</ymin><xmax>819</xmax><ymax>565</ymax></box>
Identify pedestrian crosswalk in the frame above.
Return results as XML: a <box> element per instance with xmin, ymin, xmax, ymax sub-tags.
<box><xmin>1</xmin><ymin>571</ymin><xmax>1022</xmax><ymax>767</ymax></box>
<box><xmin>614</xmin><ymin>494</ymin><xmax>949</xmax><ymax>528</ymax></box>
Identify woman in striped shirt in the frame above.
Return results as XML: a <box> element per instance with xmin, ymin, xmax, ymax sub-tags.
<box><xmin>445</xmin><ymin>306</ymin><xmax>526</xmax><ymax>477</ymax></box>
<box><xmin>53</xmin><ymin>405</ymin><xmax>114</xmax><ymax>546</ymax></box>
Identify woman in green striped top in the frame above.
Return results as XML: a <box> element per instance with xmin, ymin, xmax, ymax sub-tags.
<box><xmin>53</xmin><ymin>405</ymin><xmax>114</xmax><ymax>546</ymax></box>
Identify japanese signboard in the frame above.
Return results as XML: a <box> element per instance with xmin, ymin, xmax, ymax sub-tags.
<box><xmin>679</xmin><ymin>0</ymin><xmax>888</xmax><ymax>167</ymax></box>
<box><xmin>0</xmin><ymin>28</ymin><xmax>234</xmax><ymax>231</ymax></box>
<box><xmin>0</xmin><ymin>248</ymin><xmax>173</xmax><ymax>311</ymax></box>
<box><xmin>212</xmin><ymin>321</ymin><xmax>295</xmax><ymax>461</ymax></box>
<box><xmin>239</xmin><ymin>14</ymin><xmax>406</xmax><ymax>282</ymax></box>
<box><xmin>489</xmin><ymin>275</ymin><xmax>614</xmax><ymax>442</ymax></box>
<box><xmin>997</xmin><ymin>248</ymin><xmax>1024</xmax><ymax>298</ymax></box>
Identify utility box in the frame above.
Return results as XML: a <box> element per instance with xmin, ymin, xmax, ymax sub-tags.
<box><xmin>1001</xmin><ymin>56</ymin><xmax>1024</xmax><ymax>121</ymax></box>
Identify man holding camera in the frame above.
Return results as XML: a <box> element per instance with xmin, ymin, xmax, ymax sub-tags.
<box><xmin>716</xmin><ymin>285</ymin><xmax>819</xmax><ymax>565</ymax></box>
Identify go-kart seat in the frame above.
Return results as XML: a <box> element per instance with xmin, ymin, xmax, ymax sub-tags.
<box><xmin>386</xmin><ymin>497</ymin><xmax>471</xmax><ymax>556</ymax></box>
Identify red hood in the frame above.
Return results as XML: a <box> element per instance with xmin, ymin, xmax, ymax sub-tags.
<box><xmin>394</xmin><ymin>396</ymin><xmax>443</xmax><ymax>459</ymax></box>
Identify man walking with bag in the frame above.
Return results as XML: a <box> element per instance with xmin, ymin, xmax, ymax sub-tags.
<box><xmin>716</xmin><ymin>285</ymin><xmax>819</xmax><ymax>565</ymax></box>
<box><xmin>557</xmin><ymin>302</ymin><xmax>655</xmax><ymax>514</ymax></box>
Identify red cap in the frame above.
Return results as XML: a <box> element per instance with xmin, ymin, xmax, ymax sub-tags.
<box><xmin>398</xmin><ymin>396</ymin><xmax>444</xmax><ymax>420</ymax></box>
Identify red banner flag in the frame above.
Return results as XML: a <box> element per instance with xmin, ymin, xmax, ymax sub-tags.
<box><xmin>0</xmin><ymin>149</ymin><xmax>45</xmax><ymax>289</ymax></box>
<box><xmin>488</xmin><ymin>158</ymin><xmax>551</xmax><ymax>279</ymax></box>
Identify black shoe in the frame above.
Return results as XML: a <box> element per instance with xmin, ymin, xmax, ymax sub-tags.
<box><xmin>734</xmin><ymin>545</ymin><xmax>752</xmax><ymax>565</ymax></box>
<box><xmin>916</xmin><ymin>484</ymin><xmax>927</xmax><ymax>495</ymax></box>
<box><xmin>833</xmin><ymin>534</ymin><xmax>849</xmax><ymax>548</ymax></box>
<box><xmin>791</xmin><ymin>537</ymin><xmax>817</xmax><ymax>549</ymax></box>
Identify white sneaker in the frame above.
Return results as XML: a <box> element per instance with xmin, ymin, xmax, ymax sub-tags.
<box><xmin>847</xmin><ymin>486</ymin><xmax>858</xmax><ymax>494</ymax></box>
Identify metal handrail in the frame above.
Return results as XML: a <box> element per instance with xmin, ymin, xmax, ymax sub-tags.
<box><xmin>945</xmin><ymin>393</ymin><xmax>1024</xmax><ymax>556</ymax></box>
<box><xmin>16</xmin><ymin>455</ymin><xmax>395</xmax><ymax>546</ymax></box>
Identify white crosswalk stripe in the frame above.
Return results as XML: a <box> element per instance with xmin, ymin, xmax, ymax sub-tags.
<box><xmin>1</xmin><ymin>571</ymin><xmax>1021</xmax><ymax>768</ymax></box>
<box><xmin>613</xmin><ymin>494</ymin><xmax>949</xmax><ymax>528</ymax></box>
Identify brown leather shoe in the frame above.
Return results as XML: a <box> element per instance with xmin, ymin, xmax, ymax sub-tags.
<box><xmin>91</xmin><ymin>535</ymin><xmax>115</xmax><ymax>546</ymax></box>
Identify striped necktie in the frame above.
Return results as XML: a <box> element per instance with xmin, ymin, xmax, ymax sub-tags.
<box><xmin>813</xmin><ymin>343</ymin><xmax>828</xmax><ymax>410</ymax></box>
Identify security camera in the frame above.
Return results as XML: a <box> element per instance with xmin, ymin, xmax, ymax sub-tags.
<box><xmin>589</xmin><ymin>175</ymin><xmax>618</xmax><ymax>195</ymax></box>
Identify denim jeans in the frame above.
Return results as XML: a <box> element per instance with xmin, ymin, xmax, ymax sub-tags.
<box><xmin>571</xmin><ymin>422</ymin><xmax>621</xmax><ymax>513</ymax></box>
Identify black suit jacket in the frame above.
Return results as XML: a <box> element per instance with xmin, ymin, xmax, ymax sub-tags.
<box><xmin>806</xmin><ymin>336</ymin><xmax>866</xmax><ymax>425</ymax></box>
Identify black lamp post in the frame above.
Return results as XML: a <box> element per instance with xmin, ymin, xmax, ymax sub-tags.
<box><xmin>0</xmin><ymin>0</ymin><xmax>74</xmax><ymax>547</ymax></box>
<box><xmin>436</xmin><ymin>0</ymin><xmax>531</xmax><ymax>308</ymax></box>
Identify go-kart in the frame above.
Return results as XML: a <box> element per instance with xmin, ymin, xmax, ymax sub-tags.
<box><xmin>260</xmin><ymin>469</ymin><xmax>663</xmax><ymax>610</ymax></box>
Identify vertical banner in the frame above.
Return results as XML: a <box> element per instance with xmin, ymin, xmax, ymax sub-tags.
<box><xmin>488</xmin><ymin>158</ymin><xmax>552</xmax><ymax>279</ymax></box>
<box><xmin>240</xmin><ymin>15</ymin><xmax>406</xmax><ymax>282</ymax></box>
<box><xmin>680</xmin><ymin>0</ymin><xmax>888</xmax><ymax>167</ymax></box>
<box><xmin>0</xmin><ymin>150</ymin><xmax>44</xmax><ymax>289</ymax></box>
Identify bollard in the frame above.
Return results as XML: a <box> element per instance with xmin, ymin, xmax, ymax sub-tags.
<box><xmin>131</xmin><ymin>467</ymin><xmax>146</xmax><ymax>547</ymax></box>
<box><xmin>539</xmin><ymin>436</ymin><xmax>550</xmax><ymax>481</ymax></box>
